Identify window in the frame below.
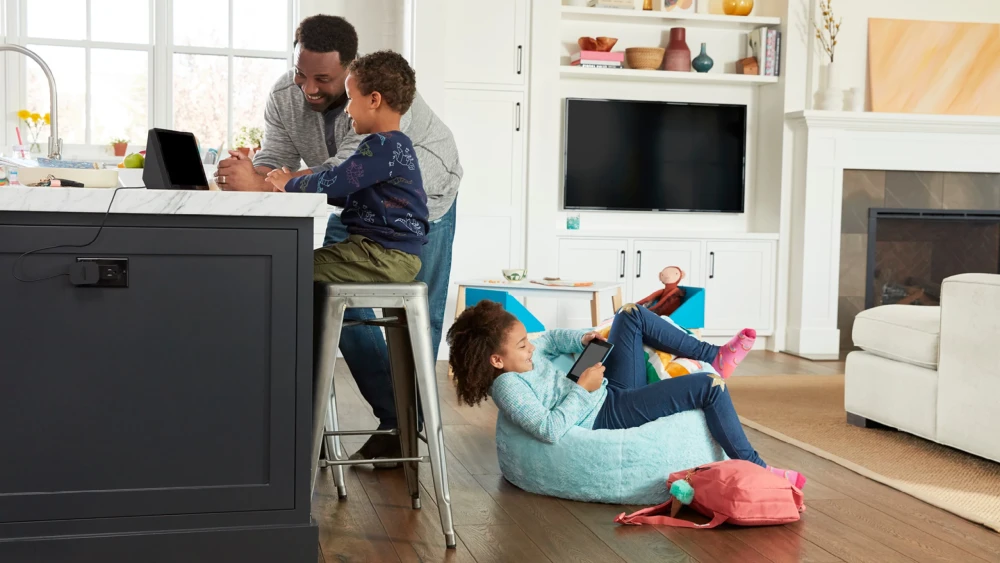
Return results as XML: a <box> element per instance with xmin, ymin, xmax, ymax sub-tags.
<box><xmin>15</xmin><ymin>0</ymin><xmax>293</xmax><ymax>154</ymax></box>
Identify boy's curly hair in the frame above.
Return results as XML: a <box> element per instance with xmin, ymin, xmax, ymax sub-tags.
<box><xmin>447</xmin><ymin>301</ymin><xmax>519</xmax><ymax>407</ymax></box>
<box><xmin>348</xmin><ymin>50</ymin><xmax>417</xmax><ymax>114</ymax></box>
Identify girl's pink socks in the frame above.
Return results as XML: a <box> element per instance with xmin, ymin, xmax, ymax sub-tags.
<box><xmin>769</xmin><ymin>466</ymin><xmax>807</xmax><ymax>490</ymax></box>
<box><xmin>711</xmin><ymin>328</ymin><xmax>756</xmax><ymax>379</ymax></box>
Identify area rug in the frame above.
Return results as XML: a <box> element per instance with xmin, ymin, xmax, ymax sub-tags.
<box><xmin>727</xmin><ymin>374</ymin><xmax>1000</xmax><ymax>532</ymax></box>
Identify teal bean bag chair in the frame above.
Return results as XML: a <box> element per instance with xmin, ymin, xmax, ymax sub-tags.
<box><xmin>495</xmin><ymin>407</ymin><xmax>727</xmax><ymax>505</ymax></box>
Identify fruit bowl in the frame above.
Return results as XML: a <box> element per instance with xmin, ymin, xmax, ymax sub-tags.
<box><xmin>502</xmin><ymin>269</ymin><xmax>527</xmax><ymax>282</ymax></box>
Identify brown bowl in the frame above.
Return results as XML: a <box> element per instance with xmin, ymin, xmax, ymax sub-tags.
<box><xmin>578</xmin><ymin>36</ymin><xmax>618</xmax><ymax>52</ymax></box>
<box><xmin>625</xmin><ymin>47</ymin><xmax>666</xmax><ymax>70</ymax></box>
<box><xmin>595</xmin><ymin>36</ymin><xmax>618</xmax><ymax>52</ymax></box>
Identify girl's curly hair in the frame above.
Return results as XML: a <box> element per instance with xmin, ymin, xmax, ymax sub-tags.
<box><xmin>447</xmin><ymin>300</ymin><xmax>519</xmax><ymax>407</ymax></box>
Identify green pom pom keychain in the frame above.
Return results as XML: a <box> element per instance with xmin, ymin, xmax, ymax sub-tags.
<box><xmin>668</xmin><ymin>479</ymin><xmax>695</xmax><ymax>517</ymax></box>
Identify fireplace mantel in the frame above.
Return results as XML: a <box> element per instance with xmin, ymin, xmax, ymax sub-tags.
<box><xmin>782</xmin><ymin>110</ymin><xmax>1000</xmax><ymax>359</ymax></box>
<box><xmin>787</xmin><ymin>110</ymin><xmax>1000</xmax><ymax>135</ymax></box>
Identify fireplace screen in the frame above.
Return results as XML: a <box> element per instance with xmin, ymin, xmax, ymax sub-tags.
<box><xmin>867</xmin><ymin>209</ymin><xmax>1000</xmax><ymax>308</ymax></box>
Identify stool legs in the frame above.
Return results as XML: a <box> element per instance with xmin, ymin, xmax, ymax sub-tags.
<box><xmin>385</xmin><ymin>308</ymin><xmax>422</xmax><ymax>509</ymax></box>
<box><xmin>404</xmin><ymin>296</ymin><xmax>456</xmax><ymax>549</ymax></box>
<box><xmin>312</xmin><ymin>296</ymin><xmax>346</xmax><ymax>496</ymax></box>
<box><xmin>325</xmin><ymin>387</ymin><xmax>348</xmax><ymax>498</ymax></box>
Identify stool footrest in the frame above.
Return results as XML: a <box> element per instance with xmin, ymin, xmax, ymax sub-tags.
<box><xmin>324</xmin><ymin>429</ymin><xmax>397</xmax><ymax>437</ymax></box>
<box><xmin>320</xmin><ymin>456</ymin><xmax>428</xmax><ymax>468</ymax></box>
<box><xmin>341</xmin><ymin>317</ymin><xmax>406</xmax><ymax>329</ymax></box>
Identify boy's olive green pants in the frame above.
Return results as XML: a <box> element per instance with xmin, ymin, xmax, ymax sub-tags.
<box><xmin>313</xmin><ymin>234</ymin><xmax>421</xmax><ymax>284</ymax></box>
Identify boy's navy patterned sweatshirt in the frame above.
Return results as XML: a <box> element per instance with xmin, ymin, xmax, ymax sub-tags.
<box><xmin>285</xmin><ymin>131</ymin><xmax>429</xmax><ymax>256</ymax></box>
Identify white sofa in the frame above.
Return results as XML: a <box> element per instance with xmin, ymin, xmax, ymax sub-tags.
<box><xmin>845</xmin><ymin>273</ymin><xmax>1000</xmax><ymax>463</ymax></box>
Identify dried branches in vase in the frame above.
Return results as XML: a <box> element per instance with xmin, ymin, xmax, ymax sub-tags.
<box><xmin>814</xmin><ymin>0</ymin><xmax>844</xmax><ymax>110</ymax></box>
<box><xmin>814</xmin><ymin>0</ymin><xmax>841</xmax><ymax>63</ymax></box>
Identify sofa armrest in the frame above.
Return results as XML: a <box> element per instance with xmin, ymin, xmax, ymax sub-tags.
<box><xmin>936</xmin><ymin>273</ymin><xmax>1000</xmax><ymax>463</ymax></box>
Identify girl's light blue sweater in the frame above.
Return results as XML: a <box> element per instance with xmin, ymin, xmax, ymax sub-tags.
<box><xmin>489</xmin><ymin>329</ymin><xmax>609</xmax><ymax>444</ymax></box>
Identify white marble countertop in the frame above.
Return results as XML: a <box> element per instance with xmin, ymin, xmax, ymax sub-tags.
<box><xmin>0</xmin><ymin>186</ymin><xmax>328</xmax><ymax>218</ymax></box>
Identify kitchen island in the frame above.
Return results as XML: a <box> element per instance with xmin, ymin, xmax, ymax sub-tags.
<box><xmin>0</xmin><ymin>187</ymin><xmax>326</xmax><ymax>562</ymax></box>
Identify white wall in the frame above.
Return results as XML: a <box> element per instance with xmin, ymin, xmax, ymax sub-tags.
<box><xmin>298</xmin><ymin>0</ymin><xmax>407</xmax><ymax>57</ymax></box>
<box><xmin>803</xmin><ymin>0</ymin><xmax>1000</xmax><ymax>109</ymax></box>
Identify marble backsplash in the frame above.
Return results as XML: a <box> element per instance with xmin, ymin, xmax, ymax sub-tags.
<box><xmin>838</xmin><ymin>170</ymin><xmax>1000</xmax><ymax>350</ymax></box>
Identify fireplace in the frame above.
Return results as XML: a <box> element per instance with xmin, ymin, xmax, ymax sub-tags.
<box><xmin>837</xmin><ymin>170</ymin><xmax>1000</xmax><ymax>350</ymax></box>
<box><xmin>866</xmin><ymin>209</ymin><xmax>1000</xmax><ymax>309</ymax></box>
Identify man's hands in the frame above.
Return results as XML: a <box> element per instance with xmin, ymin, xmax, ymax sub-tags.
<box><xmin>215</xmin><ymin>150</ymin><xmax>271</xmax><ymax>191</ymax></box>
<box><xmin>576</xmin><ymin>362</ymin><xmax>605</xmax><ymax>392</ymax></box>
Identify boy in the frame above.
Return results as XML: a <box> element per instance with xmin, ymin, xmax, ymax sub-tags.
<box><xmin>267</xmin><ymin>50</ymin><xmax>428</xmax><ymax>284</ymax></box>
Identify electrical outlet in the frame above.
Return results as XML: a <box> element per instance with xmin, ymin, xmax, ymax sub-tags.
<box><xmin>76</xmin><ymin>258</ymin><xmax>129</xmax><ymax>288</ymax></box>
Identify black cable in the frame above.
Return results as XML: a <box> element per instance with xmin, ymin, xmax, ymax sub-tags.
<box><xmin>12</xmin><ymin>186</ymin><xmax>141</xmax><ymax>283</ymax></box>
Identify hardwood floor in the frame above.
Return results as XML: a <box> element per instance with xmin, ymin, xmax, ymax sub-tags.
<box><xmin>314</xmin><ymin>352</ymin><xmax>1000</xmax><ymax>563</ymax></box>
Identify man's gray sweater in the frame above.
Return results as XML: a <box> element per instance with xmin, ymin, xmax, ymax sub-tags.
<box><xmin>254</xmin><ymin>70</ymin><xmax>463</xmax><ymax>221</ymax></box>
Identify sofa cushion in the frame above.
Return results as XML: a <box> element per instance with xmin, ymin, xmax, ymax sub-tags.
<box><xmin>852</xmin><ymin>305</ymin><xmax>940</xmax><ymax>369</ymax></box>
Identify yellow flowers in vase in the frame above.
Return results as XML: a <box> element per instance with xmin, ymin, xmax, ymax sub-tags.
<box><xmin>814</xmin><ymin>0</ymin><xmax>841</xmax><ymax>63</ymax></box>
<box><xmin>17</xmin><ymin>109</ymin><xmax>50</xmax><ymax>154</ymax></box>
<box><xmin>814</xmin><ymin>0</ymin><xmax>844</xmax><ymax>110</ymax></box>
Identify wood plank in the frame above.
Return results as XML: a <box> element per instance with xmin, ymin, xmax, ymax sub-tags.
<box><xmin>790</xmin><ymin>508</ymin><xmax>916</xmax><ymax>562</ymax></box>
<box><xmin>648</xmin><ymin>520</ymin><xmax>774</xmax><ymax>563</ymax></box>
<box><xmin>456</xmin><ymin>524</ymin><xmax>552</xmax><ymax>563</ymax></box>
<box><xmin>473</xmin><ymin>474</ymin><xmax>628</xmax><ymax>563</ymax></box>
<box><xmin>810</xmin><ymin>498</ymin><xmax>989</xmax><ymax>563</ymax></box>
<box><xmin>356</xmin><ymin>466</ymin><xmax>477</xmax><ymax>563</ymax></box>
<box><xmin>745</xmin><ymin>428</ymin><xmax>1000</xmax><ymax>562</ymax></box>
<box><xmin>443</xmin><ymin>423</ymin><xmax>502</xmax><ymax>475</ymax></box>
<box><xmin>416</xmin><ymin>449</ymin><xmax>514</xmax><ymax>527</ymax></box>
<box><xmin>438</xmin><ymin>381</ymin><xmax>499</xmax><ymax>429</ymax></box>
<box><xmin>724</xmin><ymin>525</ymin><xmax>843</xmax><ymax>563</ymax></box>
<box><xmin>312</xmin><ymin>468</ymin><xmax>401</xmax><ymax>563</ymax></box>
<box><xmin>558</xmin><ymin>499</ymin><xmax>696</xmax><ymax>563</ymax></box>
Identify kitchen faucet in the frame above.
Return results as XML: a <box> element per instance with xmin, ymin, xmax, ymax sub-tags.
<box><xmin>1</xmin><ymin>44</ymin><xmax>62</xmax><ymax>159</ymax></box>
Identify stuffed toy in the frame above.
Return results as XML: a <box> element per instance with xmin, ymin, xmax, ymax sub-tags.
<box><xmin>637</xmin><ymin>266</ymin><xmax>686</xmax><ymax>317</ymax></box>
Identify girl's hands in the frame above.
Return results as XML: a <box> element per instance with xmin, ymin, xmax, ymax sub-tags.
<box><xmin>581</xmin><ymin>331</ymin><xmax>604</xmax><ymax>347</ymax></box>
<box><xmin>577</xmin><ymin>363</ymin><xmax>606</xmax><ymax>392</ymax></box>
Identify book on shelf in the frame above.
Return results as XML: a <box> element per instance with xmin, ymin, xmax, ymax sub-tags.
<box><xmin>571</xmin><ymin>50</ymin><xmax>625</xmax><ymax>64</ymax></box>
<box><xmin>573</xmin><ymin>63</ymin><xmax>624</xmax><ymax>69</ymax></box>
<box><xmin>747</xmin><ymin>26</ymin><xmax>782</xmax><ymax>76</ymax></box>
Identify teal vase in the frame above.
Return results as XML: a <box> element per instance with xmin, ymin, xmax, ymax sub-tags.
<box><xmin>692</xmin><ymin>43</ymin><xmax>714</xmax><ymax>73</ymax></box>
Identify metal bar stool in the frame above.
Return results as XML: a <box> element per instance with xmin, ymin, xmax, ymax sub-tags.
<box><xmin>311</xmin><ymin>282</ymin><xmax>455</xmax><ymax>549</ymax></box>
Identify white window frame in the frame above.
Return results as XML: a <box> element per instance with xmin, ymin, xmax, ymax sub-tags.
<box><xmin>2</xmin><ymin>0</ymin><xmax>296</xmax><ymax>161</ymax></box>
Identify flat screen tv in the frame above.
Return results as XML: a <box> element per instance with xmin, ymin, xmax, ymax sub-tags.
<box><xmin>563</xmin><ymin>98</ymin><xmax>747</xmax><ymax>213</ymax></box>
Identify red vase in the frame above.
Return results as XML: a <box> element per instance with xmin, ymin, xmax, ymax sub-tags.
<box><xmin>664</xmin><ymin>28</ymin><xmax>691</xmax><ymax>72</ymax></box>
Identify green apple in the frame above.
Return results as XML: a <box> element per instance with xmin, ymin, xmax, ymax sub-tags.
<box><xmin>123</xmin><ymin>153</ymin><xmax>145</xmax><ymax>169</ymax></box>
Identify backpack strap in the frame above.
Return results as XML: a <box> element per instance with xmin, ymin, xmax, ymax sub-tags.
<box><xmin>615</xmin><ymin>505</ymin><xmax>728</xmax><ymax>529</ymax></box>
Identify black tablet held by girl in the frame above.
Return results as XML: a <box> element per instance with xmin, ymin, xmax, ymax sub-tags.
<box><xmin>566</xmin><ymin>339</ymin><xmax>614</xmax><ymax>382</ymax></box>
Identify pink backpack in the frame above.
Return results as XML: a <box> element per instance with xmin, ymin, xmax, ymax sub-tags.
<box><xmin>615</xmin><ymin>460</ymin><xmax>805</xmax><ymax>529</ymax></box>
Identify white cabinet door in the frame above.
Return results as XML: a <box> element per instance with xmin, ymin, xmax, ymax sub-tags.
<box><xmin>556</xmin><ymin>238</ymin><xmax>629</xmax><ymax>327</ymax></box>
<box><xmin>631</xmin><ymin>239</ymin><xmax>704</xmax><ymax>304</ymax></box>
<box><xmin>443</xmin><ymin>89</ymin><xmax>525</xmax><ymax>268</ymax></box>
<box><xmin>704</xmin><ymin>241</ymin><xmax>775</xmax><ymax>334</ymax></box>
<box><xmin>445</xmin><ymin>0</ymin><xmax>527</xmax><ymax>86</ymax></box>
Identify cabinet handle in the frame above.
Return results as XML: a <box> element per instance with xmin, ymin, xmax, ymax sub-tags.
<box><xmin>619</xmin><ymin>250</ymin><xmax>625</xmax><ymax>279</ymax></box>
<box><xmin>515</xmin><ymin>102</ymin><xmax>521</xmax><ymax>132</ymax></box>
<box><xmin>709</xmin><ymin>251</ymin><xmax>715</xmax><ymax>279</ymax></box>
<box><xmin>636</xmin><ymin>250</ymin><xmax>642</xmax><ymax>278</ymax></box>
<box><xmin>517</xmin><ymin>45</ymin><xmax>523</xmax><ymax>75</ymax></box>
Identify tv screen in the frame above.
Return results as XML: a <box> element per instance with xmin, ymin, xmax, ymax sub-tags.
<box><xmin>563</xmin><ymin>98</ymin><xmax>747</xmax><ymax>213</ymax></box>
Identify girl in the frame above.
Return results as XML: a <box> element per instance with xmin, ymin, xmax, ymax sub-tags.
<box><xmin>447</xmin><ymin>301</ymin><xmax>806</xmax><ymax>489</ymax></box>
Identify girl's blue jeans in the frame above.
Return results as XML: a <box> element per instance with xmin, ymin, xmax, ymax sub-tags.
<box><xmin>591</xmin><ymin>305</ymin><xmax>767</xmax><ymax>468</ymax></box>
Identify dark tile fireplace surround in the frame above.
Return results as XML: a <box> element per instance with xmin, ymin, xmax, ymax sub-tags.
<box><xmin>839</xmin><ymin>170</ymin><xmax>1000</xmax><ymax>350</ymax></box>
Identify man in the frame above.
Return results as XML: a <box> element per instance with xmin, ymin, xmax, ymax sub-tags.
<box><xmin>217</xmin><ymin>15</ymin><xmax>462</xmax><ymax>465</ymax></box>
